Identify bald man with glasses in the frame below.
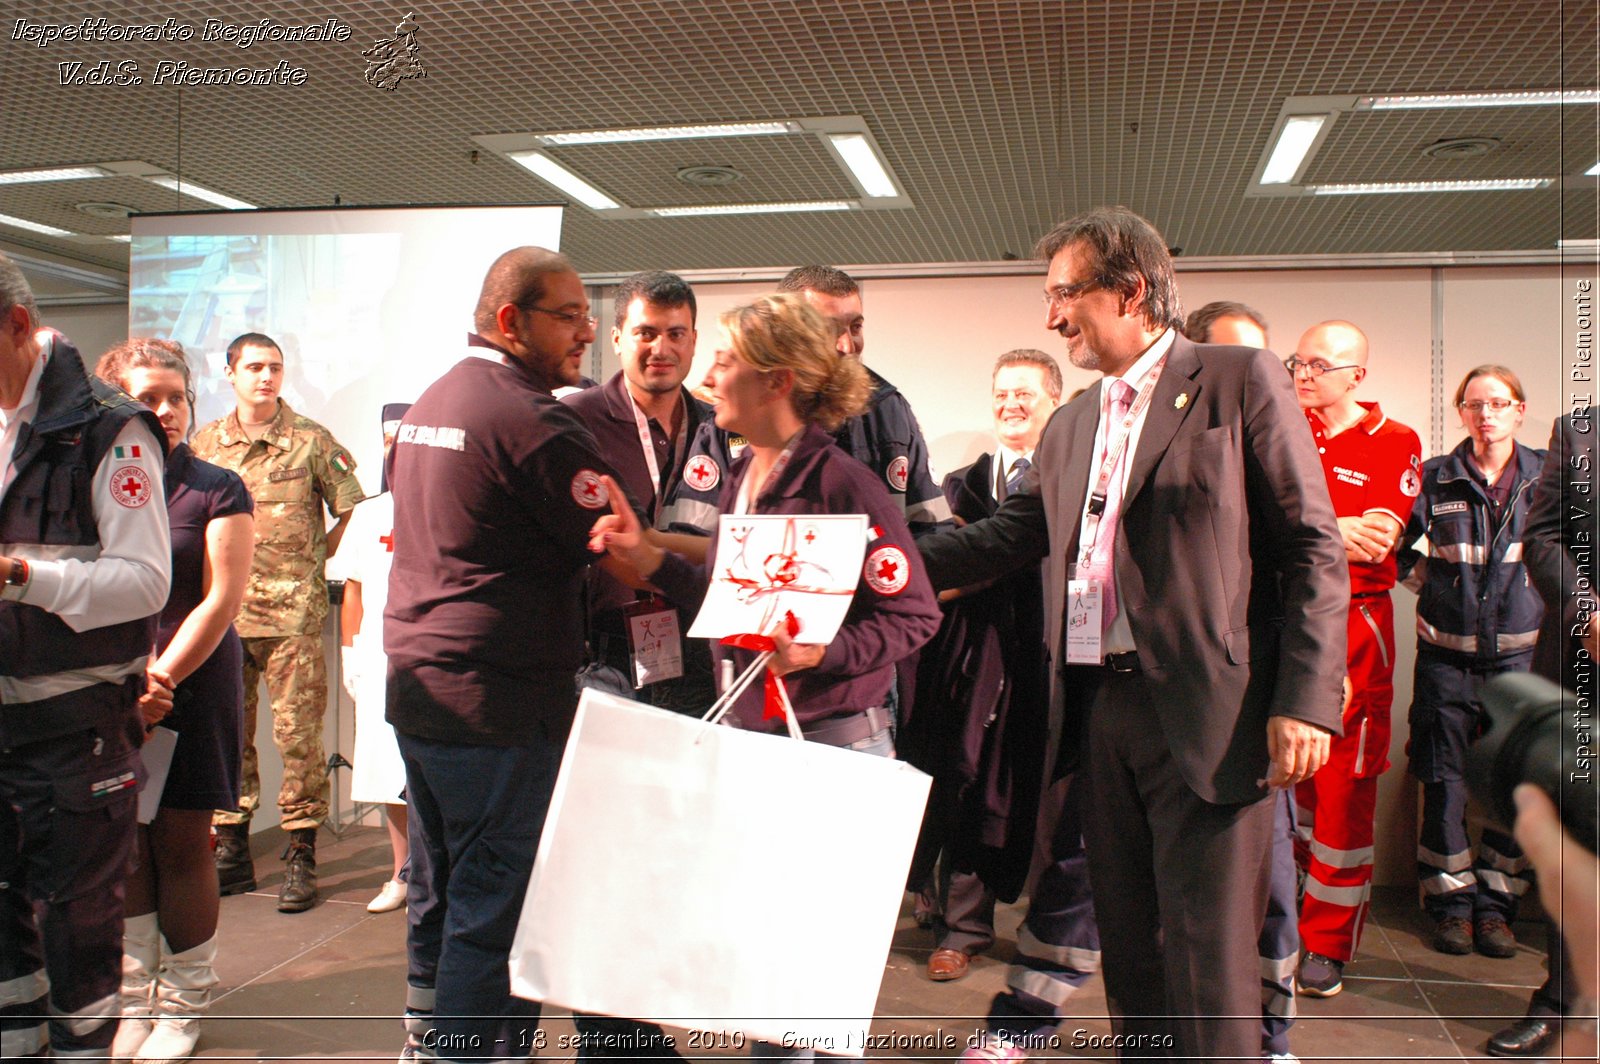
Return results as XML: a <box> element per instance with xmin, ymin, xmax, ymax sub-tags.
<box><xmin>1287</xmin><ymin>320</ymin><xmax>1423</xmax><ymax>999</ymax></box>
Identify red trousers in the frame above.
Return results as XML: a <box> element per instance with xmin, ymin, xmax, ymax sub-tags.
<box><xmin>1295</xmin><ymin>593</ymin><xmax>1395</xmax><ymax>962</ymax></box>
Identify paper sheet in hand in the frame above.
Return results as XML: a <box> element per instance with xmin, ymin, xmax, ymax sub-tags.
<box><xmin>688</xmin><ymin>514</ymin><xmax>868</xmax><ymax>641</ymax></box>
<box><xmin>137</xmin><ymin>726</ymin><xmax>179</xmax><ymax>825</ymax></box>
<box><xmin>508</xmin><ymin>688</ymin><xmax>931</xmax><ymax>1047</ymax></box>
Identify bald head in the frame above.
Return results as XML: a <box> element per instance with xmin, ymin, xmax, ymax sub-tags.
<box><xmin>1297</xmin><ymin>320</ymin><xmax>1369</xmax><ymax>368</ymax></box>
<box><xmin>474</xmin><ymin>246</ymin><xmax>576</xmax><ymax>337</ymax></box>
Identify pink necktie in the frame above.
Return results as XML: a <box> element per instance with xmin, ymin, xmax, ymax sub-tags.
<box><xmin>1089</xmin><ymin>380</ymin><xmax>1135</xmax><ymax>631</ymax></box>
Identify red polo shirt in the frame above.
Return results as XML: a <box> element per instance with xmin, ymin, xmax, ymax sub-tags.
<box><xmin>1305</xmin><ymin>401</ymin><xmax>1423</xmax><ymax>595</ymax></box>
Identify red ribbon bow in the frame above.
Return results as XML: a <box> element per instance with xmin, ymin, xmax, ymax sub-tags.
<box><xmin>720</xmin><ymin>611</ymin><xmax>801</xmax><ymax>720</ymax></box>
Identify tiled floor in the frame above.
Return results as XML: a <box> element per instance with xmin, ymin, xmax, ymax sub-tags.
<box><xmin>193</xmin><ymin>824</ymin><xmax>1570</xmax><ymax>1062</ymax></box>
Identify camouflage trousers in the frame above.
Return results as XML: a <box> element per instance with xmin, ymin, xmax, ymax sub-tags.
<box><xmin>214</xmin><ymin>634</ymin><xmax>329</xmax><ymax>831</ymax></box>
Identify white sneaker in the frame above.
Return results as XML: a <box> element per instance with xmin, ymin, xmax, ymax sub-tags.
<box><xmin>367</xmin><ymin>879</ymin><xmax>407</xmax><ymax>913</ymax></box>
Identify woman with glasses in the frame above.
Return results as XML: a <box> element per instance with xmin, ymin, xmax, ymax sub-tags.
<box><xmin>95</xmin><ymin>339</ymin><xmax>253</xmax><ymax>1062</ymax></box>
<box><xmin>1397</xmin><ymin>365</ymin><xmax>1545</xmax><ymax>960</ymax></box>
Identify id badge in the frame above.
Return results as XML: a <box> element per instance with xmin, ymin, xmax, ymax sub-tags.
<box><xmin>624</xmin><ymin>599</ymin><xmax>684</xmax><ymax>687</ymax></box>
<box><xmin>1064</xmin><ymin>576</ymin><xmax>1103</xmax><ymax>665</ymax></box>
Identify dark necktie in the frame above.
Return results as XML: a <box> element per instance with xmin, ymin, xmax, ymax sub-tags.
<box><xmin>1004</xmin><ymin>456</ymin><xmax>1030</xmax><ymax>498</ymax></box>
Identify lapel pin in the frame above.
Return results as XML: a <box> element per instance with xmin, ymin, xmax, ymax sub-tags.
<box><xmin>1174</xmin><ymin>392</ymin><xmax>1189</xmax><ymax>409</ymax></box>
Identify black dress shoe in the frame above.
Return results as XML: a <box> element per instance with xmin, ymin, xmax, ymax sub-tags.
<box><xmin>1486</xmin><ymin>1017</ymin><xmax>1558</xmax><ymax>1057</ymax></box>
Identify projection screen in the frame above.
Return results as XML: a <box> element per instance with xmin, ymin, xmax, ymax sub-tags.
<box><xmin>129</xmin><ymin>204</ymin><xmax>564</xmax><ymax>492</ymax></box>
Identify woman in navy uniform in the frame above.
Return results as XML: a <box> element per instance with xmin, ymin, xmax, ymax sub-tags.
<box><xmin>1398</xmin><ymin>365</ymin><xmax>1545</xmax><ymax>959</ymax></box>
<box><xmin>96</xmin><ymin>339</ymin><xmax>253</xmax><ymax>1062</ymax></box>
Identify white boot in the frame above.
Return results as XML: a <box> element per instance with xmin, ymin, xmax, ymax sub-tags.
<box><xmin>111</xmin><ymin>912</ymin><xmax>160</xmax><ymax>1059</ymax></box>
<box><xmin>135</xmin><ymin>935</ymin><xmax>218</xmax><ymax>1064</ymax></box>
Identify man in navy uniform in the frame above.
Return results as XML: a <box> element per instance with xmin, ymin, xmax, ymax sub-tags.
<box><xmin>0</xmin><ymin>250</ymin><xmax>172</xmax><ymax>1058</ymax></box>
<box><xmin>384</xmin><ymin>246</ymin><xmax>632</xmax><ymax>1061</ymax></box>
<box><xmin>563</xmin><ymin>271</ymin><xmax>716</xmax><ymax>713</ymax></box>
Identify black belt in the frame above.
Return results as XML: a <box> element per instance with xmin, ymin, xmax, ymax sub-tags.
<box><xmin>1103</xmin><ymin>651</ymin><xmax>1142</xmax><ymax>673</ymax></box>
<box><xmin>590</xmin><ymin>631</ymin><xmax>631</xmax><ymax>666</ymax></box>
<box><xmin>802</xmin><ymin>705</ymin><xmax>891</xmax><ymax>747</ymax></box>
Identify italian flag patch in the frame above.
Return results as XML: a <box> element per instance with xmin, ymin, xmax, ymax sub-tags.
<box><xmin>331</xmin><ymin>450</ymin><xmax>354</xmax><ymax>475</ymax></box>
<box><xmin>113</xmin><ymin>445</ymin><xmax>141</xmax><ymax>459</ymax></box>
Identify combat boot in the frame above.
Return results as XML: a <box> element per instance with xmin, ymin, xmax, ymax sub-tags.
<box><xmin>278</xmin><ymin>828</ymin><xmax>318</xmax><ymax>912</ymax></box>
<box><xmin>213</xmin><ymin>824</ymin><xmax>256</xmax><ymax>896</ymax></box>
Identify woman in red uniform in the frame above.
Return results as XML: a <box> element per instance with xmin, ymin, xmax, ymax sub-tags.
<box><xmin>97</xmin><ymin>340</ymin><xmax>253</xmax><ymax>1062</ymax></box>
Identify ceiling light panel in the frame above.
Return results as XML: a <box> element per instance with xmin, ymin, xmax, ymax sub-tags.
<box><xmin>1357</xmin><ymin>89</ymin><xmax>1600</xmax><ymax>110</ymax></box>
<box><xmin>0</xmin><ymin>212</ymin><xmax>73</xmax><ymax>236</ymax></box>
<box><xmin>145</xmin><ymin>176</ymin><xmax>256</xmax><ymax>210</ymax></box>
<box><xmin>650</xmin><ymin>201</ymin><xmax>855</xmax><ymax>217</ymax></box>
<box><xmin>1260</xmin><ymin>115</ymin><xmax>1329</xmax><ymax>184</ymax></box>
<box><xmin>507</xmin><ymin>151</ymin><xmax>623</xmax><ymax>210</ymax></box>
<box><xmin>1308</xmin><ymin>178</ymin><xmax>1554</xmax><ymax>195</ymax></box>
<box><xmin>0</xmin><ymin>165</ymin><xmax>113</xmax><ymax>185</ymax></box>
<box><xmin>536</xmin><ymin>122</ymin><xmax>798</xmax><ymax>146</ymax></box>
<box><xmin>825</xmin><ymin>133</ymin><xmax>900</xmax><ymax>197</ymax></box>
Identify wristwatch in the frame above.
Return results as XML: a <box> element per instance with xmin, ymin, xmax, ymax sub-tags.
<box><xmin>1</xmin><ymin>556</ymin><xmax>30</xmax><ymax>601</ymax></box>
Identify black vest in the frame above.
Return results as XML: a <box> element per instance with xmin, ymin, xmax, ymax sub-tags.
<box><xmin>0</xmin><ymin>336</ymin><xmax>165</xmax><ymax>744</ymax></box>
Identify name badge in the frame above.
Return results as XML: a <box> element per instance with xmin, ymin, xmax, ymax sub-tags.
<box><xmin>1065</xmin><ymin>575</ymin><xmax>1103</xmax><ymax>665</ymax></box>
<box><xmin>625</xmin><ymin>600</ymin><xmax>684</xmax><ymax>688</ymax></box>
<box><xmin>268</xmin><ymin>468</ymin><xmax>309</xmax><ymax>482</ymax></box>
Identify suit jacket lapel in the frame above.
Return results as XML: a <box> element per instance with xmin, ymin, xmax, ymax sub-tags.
<box><xmin>1057</xmin><ymin>383</ymin><xmax>1102</xmax><ymax>560</ymax></box>
<box><xmin>1123</xmin><ymin>337</ymin><xmax>1202</xmax><ymax>509</ymax></box>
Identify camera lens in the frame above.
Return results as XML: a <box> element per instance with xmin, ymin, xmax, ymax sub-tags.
<box><xmin>1468</xmin><ymin>673</ymin><xmax>1597</xmax><ymax>855</ymax></box>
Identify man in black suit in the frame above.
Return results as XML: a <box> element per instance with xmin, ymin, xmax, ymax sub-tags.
<box><xmin>922</xmin><ymin>207</ymin><xmax>1348</xmax><ymax>1061</ymax></box>
<box><xmin>904</xmin><ymin>349</ymin><xmax>1065</xmax><ymax>985</ymax></box>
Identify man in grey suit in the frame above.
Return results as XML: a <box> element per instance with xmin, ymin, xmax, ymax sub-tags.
<box><xmin>922</xmin><ymin>206</ymin><xmax>1348</xmax><ymax>1061</ymax></box>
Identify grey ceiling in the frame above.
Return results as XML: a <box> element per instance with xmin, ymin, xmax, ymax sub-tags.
<box><xmin>2</xmin><ymin>0</ymin><xmax>1596</xmax><ymax>284</ymax></box>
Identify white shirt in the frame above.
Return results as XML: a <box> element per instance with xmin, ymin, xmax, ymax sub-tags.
<box><xmin>992</xmin><ymin>444</ymin><xmax>1035</xmax><ymax>501</ymax></box>
<box><xmin>325</xmin><ymin>491</ymin><xmax>394</xmax><ymax>655</ymax></box>
<box><xmin>0</xmin><ymin>332</ymin><xmax>171</xmax><ymax>631</ymax></box>
<box><xmin>1076</xmin><ymin>328</ymin><xmax>1176</xmax><ymax>655</ymax></box>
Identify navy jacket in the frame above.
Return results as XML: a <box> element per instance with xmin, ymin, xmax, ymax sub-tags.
<box><xmin>1399</xmin><ymin>438</ymin><xmax>1545</xmax><ymax>662</ymax></box>
<box><xmin>651</xmin><ymin>423</ymin><xmax>942</xmax><ymax>732</ymax></box>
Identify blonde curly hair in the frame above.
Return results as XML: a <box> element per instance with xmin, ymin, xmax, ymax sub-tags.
<box><xmin>719</xmin><ymin>293</ymin><xmax>870</xmax><ymax>431</ymax></box>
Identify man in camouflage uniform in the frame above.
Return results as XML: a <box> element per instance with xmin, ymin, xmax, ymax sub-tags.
<box><xmin>191</xmin><ymin>332</ymin><xmax>365</xmax><ymax>912</ymax></box>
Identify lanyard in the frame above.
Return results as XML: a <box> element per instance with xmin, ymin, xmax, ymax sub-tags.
<box><xmin>626</xmin><ymin>392</ymin><xmax>687</xmax><ymax>529</ymax></box>
<box><xmin>1078</xmin><ymin>355</ymin><xmax>1168</xmax><ymax>562</ymax></box>
<box><xmin>734</xmin><ymin>431</ymin><xmax>803</xmax><ymax>515</ymax></box>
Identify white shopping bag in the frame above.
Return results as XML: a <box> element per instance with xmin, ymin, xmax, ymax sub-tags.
<box><xmin>508</xmin><ymin>687</ymin><xmax>931</xmax><ymax>1049</ymax></box>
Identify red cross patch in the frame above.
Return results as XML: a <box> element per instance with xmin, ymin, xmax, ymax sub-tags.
<box><xmin>571</xmin><ymin>469</ymin><xmax>609</xmax><ymax>509</ymax></box>
<box><xmin>684</xmin><ymin>454</ymin><xmax>720</xmax><ymax>492</ymax></box>
<box><xmin>379</xmin><ymin>531</ymin><xmax>395</xmax><ymax>552</ymax></box>
<box><xmin>110</xmin><ymin>465</ymin><xmax>153</xmax><ymax>509</ymax></box>
<box><xmin>1400</xmin><ymin>468</ymin><xmax>1422</xmax><ymax>498</ymax></box>
<box><xmin>864</xmin><ymin>545</ymin><xmax>910</xmax><ymax>595</ymax></box>
<box><xmin>885</xmin><ymin>455</ymin><xmax>909</xmax><ymax>492</ymax></box>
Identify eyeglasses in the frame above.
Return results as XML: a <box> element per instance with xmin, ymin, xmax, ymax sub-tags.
<box><xmin>1459</xmin><ymin>398</ymin><xmax>1520</xmax><ymax>414</ymax></box>
<box><xmin>1284</xmin><ymin>357</ymin><xmax>1361</xmax><ymax>377</ymax></box>
<box><xmin>1042</xmin><ymin>278</ymin><xmax>1102</xmax><ymax>308</ymax></box>
<box><xmin>522</xmin><ymin>304</ymin><xmax>598</xmax><ymax>329</ymax></box>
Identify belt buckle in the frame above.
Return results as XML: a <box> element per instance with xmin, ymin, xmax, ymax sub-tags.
<box><xmin>1105</xmin><ymin>652</ymin><xmax>1138</xmax><ymax>673</ymax></box>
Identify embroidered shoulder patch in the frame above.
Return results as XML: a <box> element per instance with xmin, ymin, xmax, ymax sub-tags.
<box><xmin>864</xmin><ymin>545</ymin><xmax>910</xmax><ymax>595</ymax></box>
<box><xmin>571</xmin><ymin>469</ymin><xmax>609</xmax><ymax>509</ymax></box>
<box><xmin>684</xmin><ymin>454</ymin><xmax>720</xmax><ymax>492</ymax></box>
<box><xmin>885</xmin><ymin>455</ymin><xmax>909</xmax><ymax>492</ymax></box>
<box><xmin>109</xmin><ymin>465</ymin><xmax>153</xmax><ymax>508</ymax></box>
